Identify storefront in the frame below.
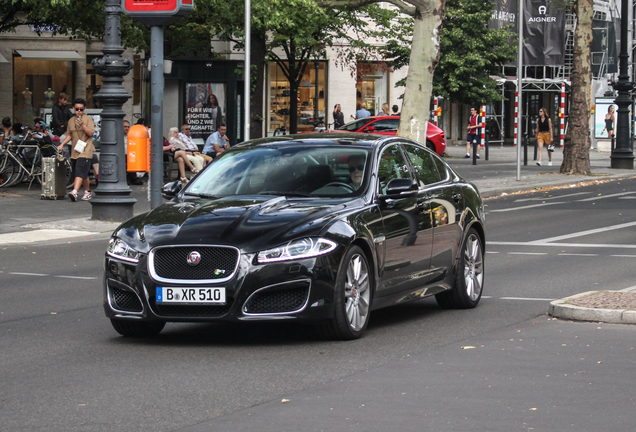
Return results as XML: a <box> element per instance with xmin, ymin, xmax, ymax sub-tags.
<box><xmin>267</xmin><ymin>61</ymin><xmax>326</xmax><ymax>135</ymax></box>
<box><xmin>11</xmin><ymin>51</ymin><xmax>81</xmax><ymax>125</ymax></box>
<box><xmin>356</xmin><ymin>62</ymin><xmax>391</xmax><ymax>116</ymax></box>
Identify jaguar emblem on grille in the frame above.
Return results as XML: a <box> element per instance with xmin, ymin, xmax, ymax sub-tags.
<box><xmin>187</xmin><ymin>251</ymin><xmax>202</xmax><ymax>266</ymax></box>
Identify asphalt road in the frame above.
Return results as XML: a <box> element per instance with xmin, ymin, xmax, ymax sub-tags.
<box><xmin>1</xmin><ymin>178</ymin><xmax>635</xmax><ymax>431</ymax></box>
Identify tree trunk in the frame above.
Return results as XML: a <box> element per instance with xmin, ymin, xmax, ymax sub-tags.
<box><xmin>397</xmin><ymin>2</ymin><xmax>444</xmax><ymax>144</ymax></box>
<box><xmin>562</xmin><ymin>0</ymin><xmax>592</xmax><ymax>175</ymax></box>
<box><xmin>250</xmin><ymin>32</ymin><xmax>266</xmax><ymax>139</ymax></box>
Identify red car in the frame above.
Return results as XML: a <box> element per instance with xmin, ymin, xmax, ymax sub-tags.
<box><xmin>334</xmin><ymin>116</ymin><xmax>446</xmax><ymax>155</ymax></box>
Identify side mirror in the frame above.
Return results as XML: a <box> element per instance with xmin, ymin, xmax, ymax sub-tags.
<box><xmin>161</xmin><ymin>180</ymin><xmax>183</xmax><ymax>199</ymax></box>
<box><xmin>364</xmin><ymin>125</ymin><xmax>376</xmax><ymax>132</ymax></box>
<box><xmin>382</xmin><ymin>178</ymin><xmax>418</xmax><ymax>198</ymax></box>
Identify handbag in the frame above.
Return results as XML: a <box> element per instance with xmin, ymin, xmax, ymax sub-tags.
<box><xmin>74</xmin><ymin>139</ymin><xmax>87</xmax><ymax>153</ymax></box>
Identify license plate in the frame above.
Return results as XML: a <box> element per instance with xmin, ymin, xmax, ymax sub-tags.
<box><xmin>156</xmin><ymin>287</ymin><xmax>226</xmax><ymax>305</ymax></box>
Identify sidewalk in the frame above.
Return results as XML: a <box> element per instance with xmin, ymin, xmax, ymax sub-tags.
<box><xmin>1</xmin><ymin>143</ymin><xmax>635</xmax><ymax>323</ymax></box>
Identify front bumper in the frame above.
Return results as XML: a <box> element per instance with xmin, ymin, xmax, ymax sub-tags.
<box><xmin>103</xmin><ymin>250</ymin><xmax>341</xmax><ymax>323</ymax></box>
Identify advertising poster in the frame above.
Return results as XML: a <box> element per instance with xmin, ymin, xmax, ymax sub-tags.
<box><xmin>594</xmin><ymin>99</ymin><xmax>616</xmax><ymax>138</ymax></box>
<box><xmin>184</xmin><ymin>83</ymin><xmax>226</xmax><ymax>140</ymax></box>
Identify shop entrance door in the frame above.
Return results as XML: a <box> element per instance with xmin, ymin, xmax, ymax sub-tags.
<box><xmin>356</xmin><ymin>63</ymin><xmax>388</xmax><ymax>116</ymax></box>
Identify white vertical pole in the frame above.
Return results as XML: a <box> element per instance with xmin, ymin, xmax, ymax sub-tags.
<box><xmin>516</xmin><ymin>0</ymin><xmax>524</xmax><ymax>181</ymax></box>
<box><xmin>244</xmin><ymin>0</ymin><xmax>251</xmax><ymax>142</ymax></box>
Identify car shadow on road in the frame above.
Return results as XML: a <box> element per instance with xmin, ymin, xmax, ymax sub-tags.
<box><xmin>106</xmin><ymin>297</ymin><xmax>447</xmax><ymax>346</ymax></box>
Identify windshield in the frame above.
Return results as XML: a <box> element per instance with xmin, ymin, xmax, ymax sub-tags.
<box><xmin>184</xmin><ymin>145</ymin><xmax>371</xmax><ymax>198</ymax></box>
<box><xmin>337</xmin><ymin>118</ymin><xmax>372</xmax><ymax>132</ymax></box>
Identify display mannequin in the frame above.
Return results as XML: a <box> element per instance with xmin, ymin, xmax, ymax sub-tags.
<box><xmin>22</xmin><ymin>88</ymin><xmax>34</xmax><ymax>124</ymax></box>
<box><xmin>44</xmin><ymin>88</ymin><xmax>55</xmax><ymax>108</ymax></box>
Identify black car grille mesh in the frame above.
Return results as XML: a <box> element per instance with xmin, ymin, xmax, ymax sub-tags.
<box><xmin>152</xmin><ymin>246</ymin><xmax>239</xmax><ymax>281</ymax></box>
<box><xmin>111</xmin><ymin>286</ymin><xmax>143</xmax><ymax>313</ymax></box>
<box><xmin>154</xmin><ymin>300</ymin><xmax>233</xmax><ymax>317</ymax></box>
<box><xmin>244</xmin><ymin>285</ymin><xmax>310</xmax><ymax>314</ymax></box>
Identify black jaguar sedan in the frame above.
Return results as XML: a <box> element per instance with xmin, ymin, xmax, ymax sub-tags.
<box><xmin>104</xmin><ymin>134</ymin><xmax>485</xmax><ymax>339</ymax></box>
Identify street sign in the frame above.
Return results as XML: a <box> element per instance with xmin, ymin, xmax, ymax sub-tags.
<box><xmin>122</xmin><ymin>0</ymin><xmax>194</xmax><ymax>25</ymax></box>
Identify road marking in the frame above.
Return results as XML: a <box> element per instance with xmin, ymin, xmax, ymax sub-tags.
<box><xmin>508</xmin><ymin>252</ymin><xmax>548</xmax><ymax>255</ymax></box>
<box><xmin>577</xmin><ymin>191</ymin><xmax>636</xmax><ymax>201</ymax></box>
<box><xmin>558</xmin><ymin>253</ymin><xmax>598</xmax><ymax>257</ymax></box>
<box><xmin>528</xmin><ymin>221</ymin><xmax>636</xmax><ymax>244</ymax></box>
<box><xmin>500</xmin><ymin>297</ymin><xmax>555</xmax><ymax>301</ymax></box>
<box><xmin>54</xmin><ymin>275</ymin><xmax>98</xmax><ymax>280</ymax></box>
<box><xmin>485</xmin><ymin>251</ymin><xmax>500</xmax><ymax>254</ymax></box>
<box><xmin>8</xmin><ymin>272</ymin><xmax>49</xmax><ymax>276</ymax></box>
<box><xmin>488</xmin><ymin>202</ymin><xmax>566</xmax><ymax>213</ymax></box>
<box><xmin>515</xmin><ymin>192</ymin><xmax>590</xmax><ymax>202</ymax></box>
<box><xmin>489</xmin><ymin>241</ymin><xmax>636</xmax><ymax>249</ymax></box>
<box><xmin>0</xmin><ymin>229</ymin><xmax>100</xmax><ymax>245</ymax></box>
<box><xmin>619</xmin><ymin>196</ymin><xmax>636</xmax><ymax>199</ymax></box>
<box><xmin>611</xmin><ymin>254</ymin><xmax>636</xmax><ymax>258</ymax></box>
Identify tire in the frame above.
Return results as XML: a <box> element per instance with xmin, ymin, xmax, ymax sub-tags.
<box><xmin>110</xmin><ymin>319</ymin><xmax>165</xmax><ymax>337</ymax></box>
<box><xmin>436</xmin><ymin>228</ymin><xmax>484</xmax><ymax>309</ymax></box>
<box><xmin>0</xmin><ymin>157</ymin><xmax>16</xmax><ymax>187</ymax></box>
<box><xmin>322</xmin><ymin>245</ymin><xmax>372</xmax><ymax>340</ymax></box>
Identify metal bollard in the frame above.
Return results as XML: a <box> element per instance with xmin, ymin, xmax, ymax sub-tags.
<box><xmin>472</xmin><ymin>139</ymin><xmax>478</xmax><ymax>165</ymax></box>
<box><xmin>533</xmin><ymin>138</ymin><xmax>538</xmax><ymax>160</ymax></box>
<box><xmin>485</xmin><ymin>130</ymin><xmax>489</xmax><ymax>161</ymax></box>
<box><xmin>523</xmin><ymin>134</ymin><xmax>528</xmax><ymax>166</ymax></box>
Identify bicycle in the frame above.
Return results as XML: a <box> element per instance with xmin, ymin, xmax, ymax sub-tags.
<box><xmin>0</xmin><ymin>132</ymin><xmax>72</xmax><ymax>189</ymax></box>
<box><xmin>0</xmin><ymin>132</ymin><xmax>42</xmax><ymax>188</ymax></box>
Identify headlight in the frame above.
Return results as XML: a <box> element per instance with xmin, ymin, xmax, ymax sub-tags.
<box><xmin>257</xmin><ymin>238</ymin><xmax>337</xmax><ymax>263</ymax></box>
<box><xmin>107</xmin><ymin>238</ymin><xmax>141</xmax><ymax>263</ymax></box>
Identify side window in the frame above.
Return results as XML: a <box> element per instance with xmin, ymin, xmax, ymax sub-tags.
<box><xmin>371</xmin><ymin>119</ymin><xmax>399</xmax><ymax>132</ymax></box>
<box><xmin>432</xmin><ymin>155</ymin><xmax>450</xmax><ymax>182</ymax></box>
<box><xmin>378</xmin><ymin>144</ymin><xmax>410</xmax><ymax>193</ymax></box>
<box><xmin>402</xmin><ymin>144</ymin><xmax>441</xmax><ymax>187</ymax></box>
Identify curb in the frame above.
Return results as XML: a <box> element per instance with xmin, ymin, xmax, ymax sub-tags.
<box><xmin>548</xmin><ymin>291</ymin><xmax>636</xmax><ymax>324</ymax></box>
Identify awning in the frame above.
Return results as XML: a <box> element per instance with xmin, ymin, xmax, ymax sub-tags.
<box><xmin>0</xmin><ymin>52</ymin><xmax>8</xmax><ymax>63</ymax></box>
<box><xmin>15</xmin><ymin>50</ymin><xmax>82</xmax><ymax>60</ymax></box>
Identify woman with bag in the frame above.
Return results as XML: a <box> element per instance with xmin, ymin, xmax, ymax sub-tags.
<box><xmin>57</xmin><ymin>98</ymin><xmax>95</xmax><ymax>201</ymax></box>
<box><xmin>536</xmin><ymin>107</ymin><xmax>554</xmax><ymax>166</ymax></box>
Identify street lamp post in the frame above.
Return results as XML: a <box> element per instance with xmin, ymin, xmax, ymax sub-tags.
<box><xmin>611</xmin><ymin>0</ymin><xmax>635</xmax><ymax>169</ymax></box>
<box><xmin>90</xmin><ymin>0</ymin><xmax>136</xmax><ymax>221</ymax></box>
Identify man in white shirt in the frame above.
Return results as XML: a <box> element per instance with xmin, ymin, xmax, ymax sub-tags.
<box><xmin>202</xmin><ymin>124</ymin><xmax>230</xmax><ymax>159</ymax></box>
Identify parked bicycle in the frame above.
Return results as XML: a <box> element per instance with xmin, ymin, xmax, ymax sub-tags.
<box><xmin>0</xmin><ymin>132</ymin><xmax>72</xmax><ymax>189</ymax></box>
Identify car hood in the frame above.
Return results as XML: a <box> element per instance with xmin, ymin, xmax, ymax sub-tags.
<box><xmin>120</xmin><ymin>196</ymin><xmax>353</xmax><ymax>252</ymax></box>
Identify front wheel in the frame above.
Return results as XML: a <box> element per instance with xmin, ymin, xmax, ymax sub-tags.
<box><xmin>110</xmin><ymin>319</ymin><xmax>165</xmax><ymax>337</ymax></box>
<box><xmin>436</xmin><ymin>228</ymin><xmax>484</xmax><ymax>309</ymax></box>
<box><xmin>322</xmin><ymin>245</ymin><xmax>372</xmax><ymax>340</ymax></box>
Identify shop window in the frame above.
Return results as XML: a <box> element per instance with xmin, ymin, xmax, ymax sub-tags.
<box><xmin>268</xmin><ymin>61</ymin><xmax>326</xmax><ymax>135</ymax></box>
<box><xmin>13</xmin><ymin>57</ymin><xmax>75</xmax><ymax>125</ymax></box>
<box><xmin>356</xmin><ymin>62</ymin><xmax>391</xmax><ymax>117</ymax></box>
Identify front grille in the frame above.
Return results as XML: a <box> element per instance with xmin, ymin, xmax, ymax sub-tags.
<box><xmin>111</xmin><ymin>286</ymin><xmax>143</xmax><ymax>312</ymax></box>
<box><xmin>154</xmin><ymin>299</ymin><xmax>233</xmax><ymax>317</ymax></box>
<box><xmin>152</xmin><ymin>246</ymin><xmax>239</xmax><ymax>281</ymax></box>
<box><xmin>244</xmin><ymin>285</ymin><xmax>310</xmax><ymax>314</ymax></box>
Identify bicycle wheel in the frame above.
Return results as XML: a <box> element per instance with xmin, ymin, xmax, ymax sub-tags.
<box><xmin>0</xmin><ymin>156</ymin><xmax>16</xmax><ymax>187</ymax></box>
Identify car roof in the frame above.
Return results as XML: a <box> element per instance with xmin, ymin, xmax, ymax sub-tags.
<box><xmin>235</xmin><ymin>133</ymin><xmax>390</xmax><ymax>149</ymax></box>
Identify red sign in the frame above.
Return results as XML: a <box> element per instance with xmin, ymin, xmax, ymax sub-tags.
<box><xmin>122</xmin><ymin>0</ymin><xmax>193</xmax><ymax>25</ymax></box>
<box><xmin>124</xmin><ymin>0</ymin><xmax>178</xmax><ymax>13</ymax></box>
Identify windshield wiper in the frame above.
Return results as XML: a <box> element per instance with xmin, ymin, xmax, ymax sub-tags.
<box><xmin>184</xmin><ymin>192</ymin><xmax>219</xmax><ymax>199</ymax></box>
<box><xmin>258</xmin><ymin>191</ymin><xmax>314</xmax><ymax>197</ymax></box>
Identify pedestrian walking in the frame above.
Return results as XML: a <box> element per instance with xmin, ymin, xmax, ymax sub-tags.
<box><xmin>536</xmin><ymin>107</ymin><xmax>554</xmax><ymax>166</ymax></box>
<box><xmin>57</xmin><ymin>98</ymin><xmax>95</xmax><ymax>201</ymax></box>
<box><xmin>465</xmin><ymin>107</ymin><xmax>480</xmax><ymax>159</ymax></box>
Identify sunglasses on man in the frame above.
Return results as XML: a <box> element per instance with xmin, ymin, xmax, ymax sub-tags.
<box><xmin>348</xmin><ymin>164</ymin><xmax>364</xmax><ymax>173</ymax></box>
